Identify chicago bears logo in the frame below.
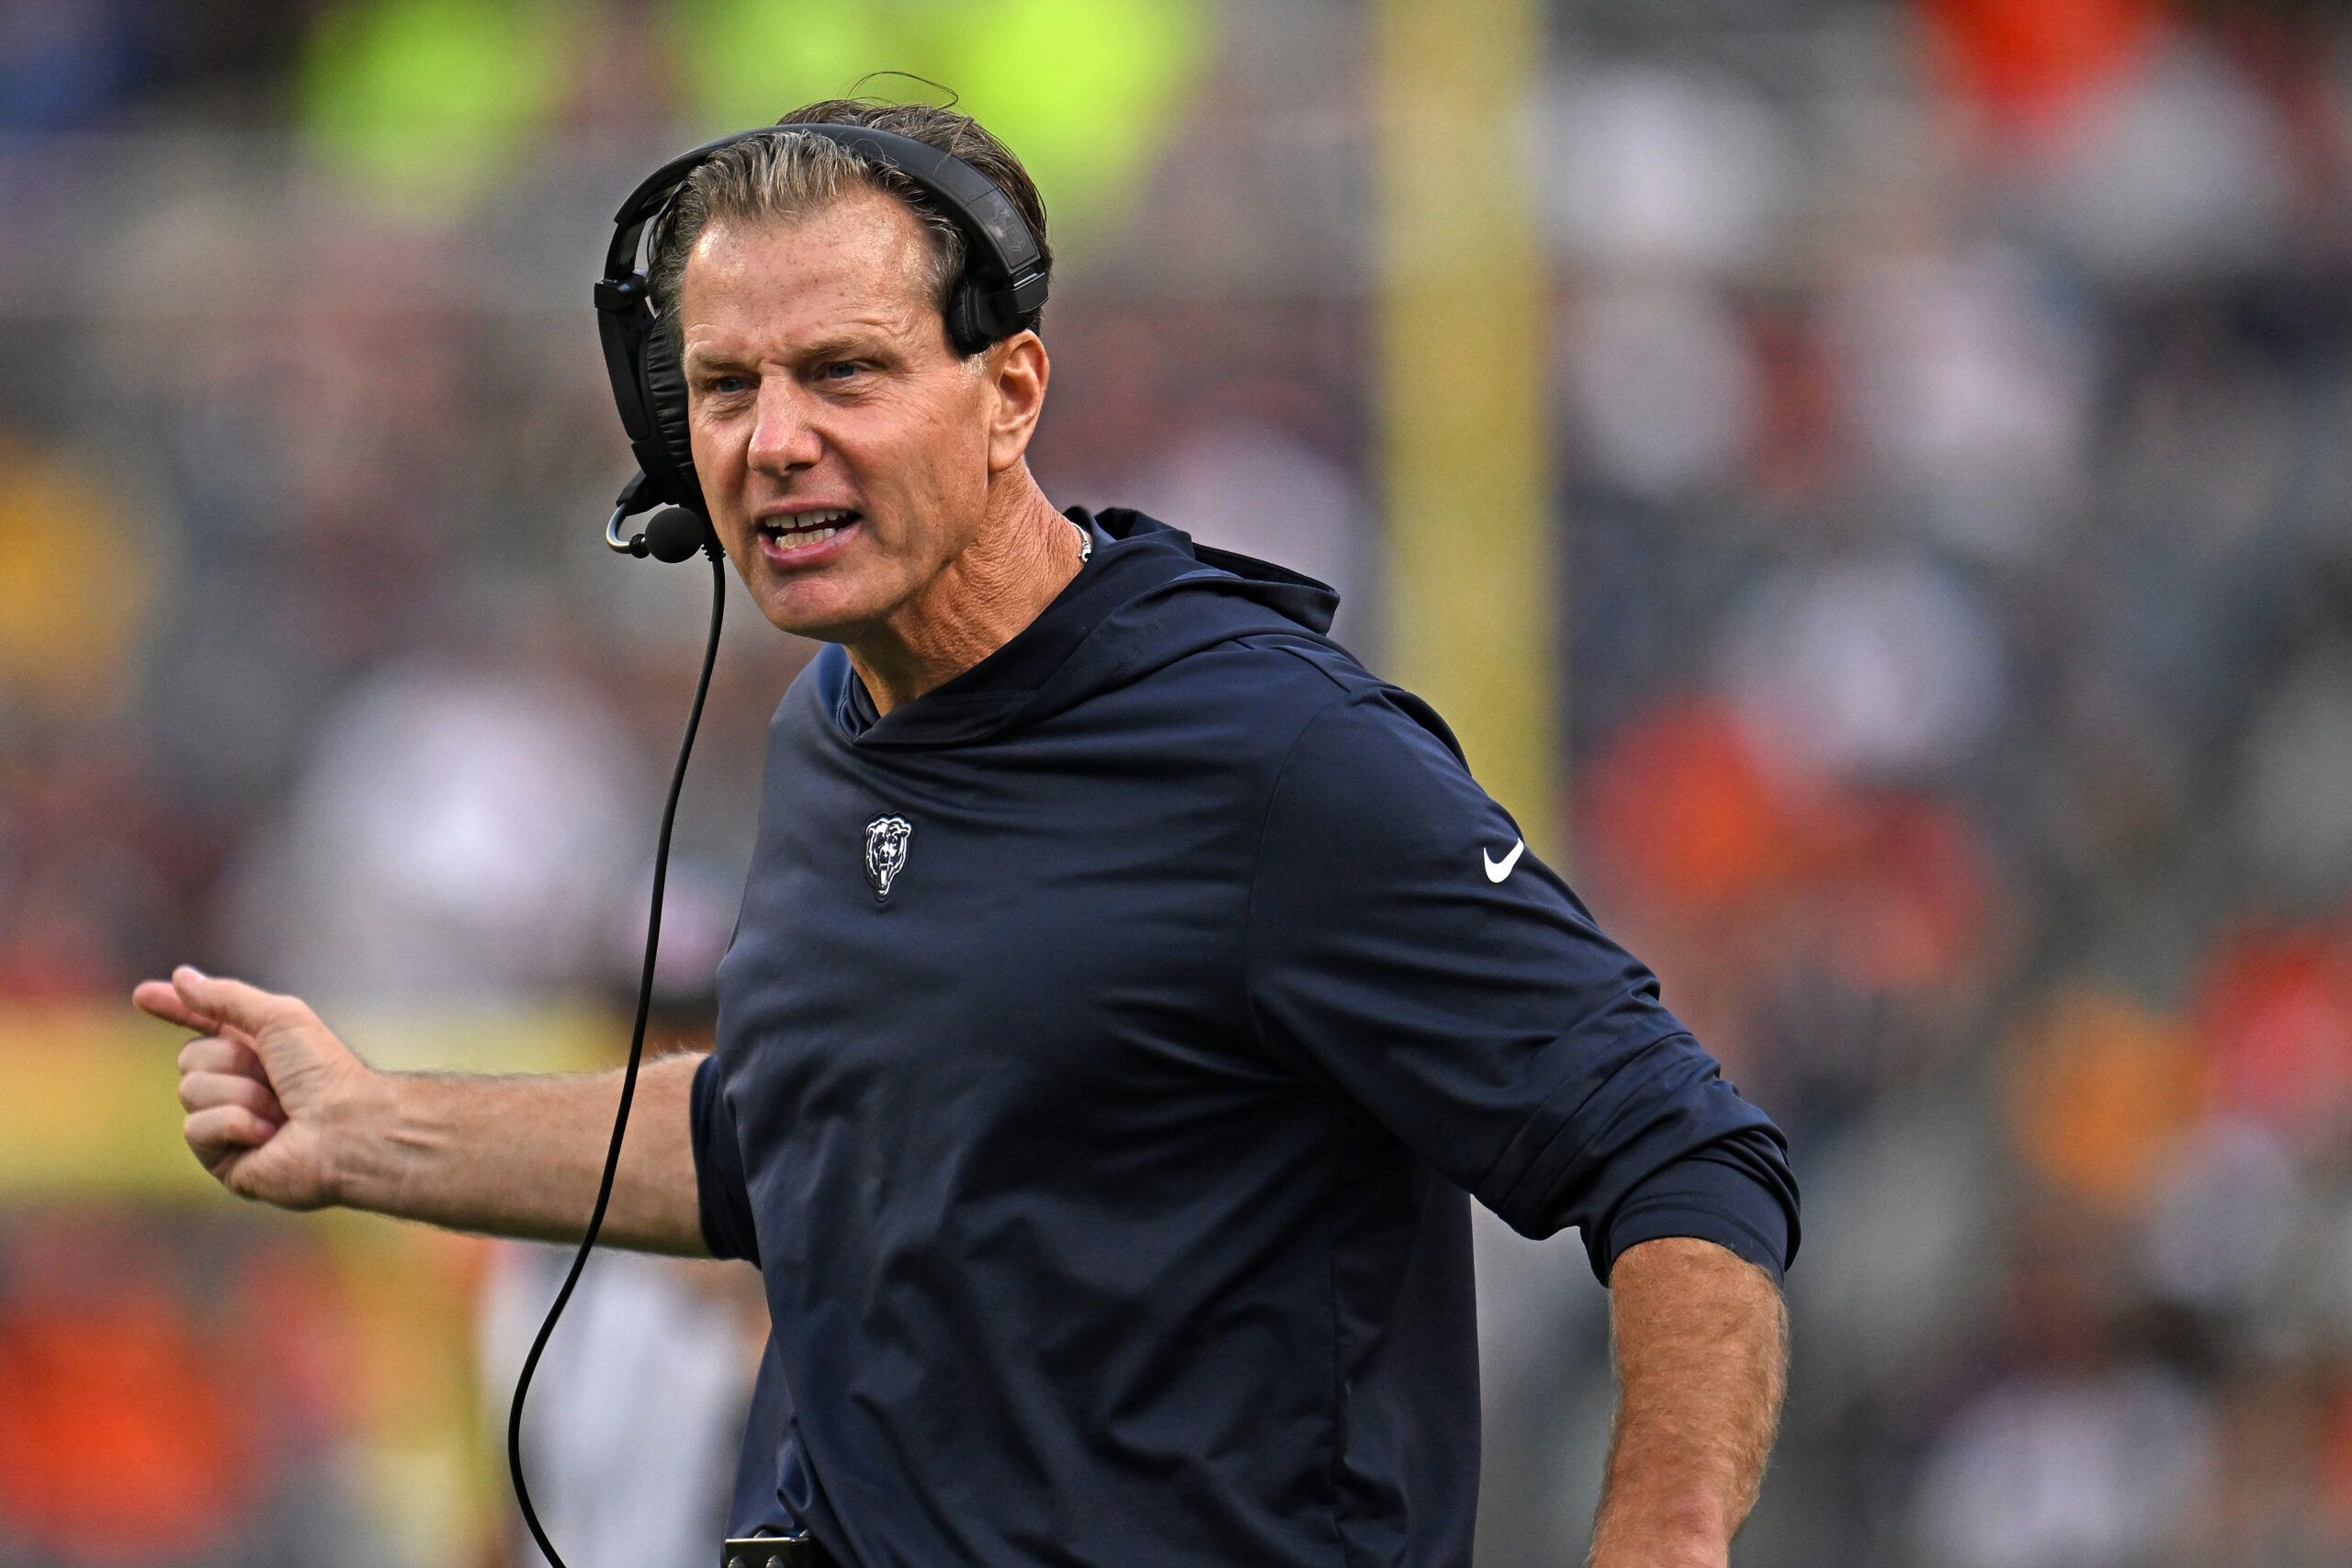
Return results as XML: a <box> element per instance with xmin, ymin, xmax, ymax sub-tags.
<box><xmin>864</xmin><ymin>815</ymin><xmax>912</xmax><ymax>900</ymax></box>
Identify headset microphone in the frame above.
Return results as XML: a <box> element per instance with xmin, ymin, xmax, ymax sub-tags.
<box><xmin>601</xmin><ymin>475</ymin><xmax>709</xmax><ymax>563</ymax></box>
<box><xmin>639</xmin><ymin>507</ymin><xmax>710</xmax><ymax>564</ymax></box>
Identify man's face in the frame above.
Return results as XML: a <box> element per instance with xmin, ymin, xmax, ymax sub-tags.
<box><xmin>676</xmin><ymin>188</ymin><xmax>1003</xmax><ymax>638</ymax></box>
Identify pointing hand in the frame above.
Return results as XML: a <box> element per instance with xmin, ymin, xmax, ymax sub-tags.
<box><xmin>132</xmin><ymin>966</ymin><xmax>372</xmax><ymax>1211</ymax></box>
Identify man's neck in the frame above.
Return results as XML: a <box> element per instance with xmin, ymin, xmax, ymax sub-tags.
<box><xmin>847</xmin><ymin>473</ymin><xmax>1082</xmax><ymax>716</ymax></box>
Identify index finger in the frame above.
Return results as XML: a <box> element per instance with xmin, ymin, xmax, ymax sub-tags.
<box><xmin>133</xmin><ymin>976</ymin><xmax>258</xmax><ymax>1046</ymax></box>
<box><xmin>134</xmin><ymin>977</ymin><xmax>219</xmax><ymax>1033</ymax></box>
<box><xmin>170</xmin><ymin>966</ymin><xmax>301</xmax><ymax>1038</ymax></box>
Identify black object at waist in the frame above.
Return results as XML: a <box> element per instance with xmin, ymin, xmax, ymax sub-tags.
<box><xmin>723</xmin><ymin>1537</ymin><xmax>836</xmax><ymax>1568</ymax></box>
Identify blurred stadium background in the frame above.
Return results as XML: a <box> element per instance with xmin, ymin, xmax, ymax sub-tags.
<box><xmin>5</xmin><ymin>0</ymin><xmax>2352</xmax><ymax>1563</ymax></box>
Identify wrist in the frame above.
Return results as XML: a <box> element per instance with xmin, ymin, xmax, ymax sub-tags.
<box><xmin>1587</xmin><ymin>1536</ymin><xmax>1726</xmax><ymax>1568</ymax></box>
<box><xmin>322</xmin><ymin>1065</ymin><xmax>406</xmax><ymax>1214</ymax></box>
<box><xmin>1589</xmin><ymin>1503</ymin><xmax>1731</xmax><ymax>1568</ymax></box>
<box><xmin>1589</xmin><ymin>1552</ymin><xmax>1724</xmax><ymax>1568</ymax></box>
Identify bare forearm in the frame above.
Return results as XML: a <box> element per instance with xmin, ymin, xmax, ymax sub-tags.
<box><xmin>1588</xmin><ymin>1236</ymin><xmax>1788</xmax><ymax>1568</ymax></box>
<box><xmin>333</xmin><ymin>1051</ymin><xmax>711</xmax><ymax>1256</ymax></box>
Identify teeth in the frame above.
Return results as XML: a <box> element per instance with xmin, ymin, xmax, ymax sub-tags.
<box><xmin>761</xmin><ymin>509</ymin><xmax>854</xmax><ymax>546</ymax></box>
<box><xmin>763</xmin><ymin>525</ymin><xmax>837</xmax><ymax>547</ymax></box>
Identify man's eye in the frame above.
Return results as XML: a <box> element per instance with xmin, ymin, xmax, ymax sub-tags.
<box><xmin>706</xmin><ymin>374</ymin><xmax>750</xmax><ymax>396</ymax></box>
<box><xmin>820</xmin><ymin>361</ymin><xmax>863</xmax><ymax>381</ymax></box>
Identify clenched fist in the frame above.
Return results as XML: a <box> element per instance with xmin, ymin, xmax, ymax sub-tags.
<box><xmin>133</xmin><ymin>965</ymin><xmax>374</xmax><ymax>1211</ymax></box>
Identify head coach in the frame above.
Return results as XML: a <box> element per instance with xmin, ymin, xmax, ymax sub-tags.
<box><xmin>136</xmin><ymin>99</ymin><xmax>1799</xmax><ymax>1568</ymax></box>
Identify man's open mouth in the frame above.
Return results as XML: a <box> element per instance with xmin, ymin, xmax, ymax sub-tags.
<box><xmin>758</xmin><ymin>509</ymin><xmax>859</xmax><ymax>549</ymax></box>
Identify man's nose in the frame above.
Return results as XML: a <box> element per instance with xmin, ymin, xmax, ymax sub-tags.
<box><xmin>746</xmin><ymin>380</ymin><xmax>822</xmax><ymax>472</ymax></box>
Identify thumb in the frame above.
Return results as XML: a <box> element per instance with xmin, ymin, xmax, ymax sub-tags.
<box><xmin>171</xmin><ymin>964</ymin><xmax>302</xmax><ymax>1037</ymax></box>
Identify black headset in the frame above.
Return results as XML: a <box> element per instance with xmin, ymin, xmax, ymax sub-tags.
<box><xmin>594</xmin><ymin>121</ymin><xmax>1052</xmax><ymax>563</ymax></box>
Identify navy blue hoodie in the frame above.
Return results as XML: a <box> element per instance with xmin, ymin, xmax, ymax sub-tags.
<box><xmin>693</xmin><ymin>508</ymin><xmax>1796</xmax><ymax>1567</ymax></box>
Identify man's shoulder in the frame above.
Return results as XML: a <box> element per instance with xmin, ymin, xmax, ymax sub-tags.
<box><xmin>1213</xmin><ymin>628</ymin><xmax>1377</xmax><ymax>699</ymax></box>
<box><xmin>1148</xmin><ymin>627</ymin><xmax>1385</xmax><ymax>736</ymax></box>
<box><xmin>1152</xmin><ymin>631</ymin><xmax>1473</xmax><ymax>792</ymax></box>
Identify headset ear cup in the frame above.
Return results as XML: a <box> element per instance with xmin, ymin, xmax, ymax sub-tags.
<box><xmin>944</xmin><ymin>286</ymin><xmax>988</xmax><ymax>359</ymax></box>
<box><xmin>637</xmin><ymin>322</ymin><xmax>704</xmax><ymax>510</ymax></box>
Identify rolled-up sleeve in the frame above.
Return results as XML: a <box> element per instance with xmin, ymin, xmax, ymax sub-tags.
<box><xmin>689</xmin><ymin>1052</ymin><xmax>761</xmax><ymax>1266</ymax></box>
<box><xmin>1244</xmin><ymin>687</ymin><xmax>1799</xmax><ymax>1284</ymax></box>
<box><xmin>1596</xmin><ymin>1132</ymin><xmax>1795</xmax><ymax>1283</ymax></box>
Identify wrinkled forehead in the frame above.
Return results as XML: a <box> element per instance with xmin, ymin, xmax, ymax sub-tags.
<box><xmin>676</xmin><ymin>190</ymin><xmax>940</xmax><ymax>347</ymax></box>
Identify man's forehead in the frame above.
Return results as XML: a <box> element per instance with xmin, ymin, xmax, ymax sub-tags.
<box><xmin>678</xmin><ymin>190</ymin><xmax>936</xmax><ymax>343</ymax></box>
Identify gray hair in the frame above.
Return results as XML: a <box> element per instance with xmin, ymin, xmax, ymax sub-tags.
<box><xmin>645</xmin><ymin>130</ymin><xmax>970</xmax><ymax>355</ymax></box>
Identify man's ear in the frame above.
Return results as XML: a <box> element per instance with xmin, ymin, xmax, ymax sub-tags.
<box><xmin>983</xmin><ymin>332</ymin><xmax>1049</xmax><ymax>475</ymax></box>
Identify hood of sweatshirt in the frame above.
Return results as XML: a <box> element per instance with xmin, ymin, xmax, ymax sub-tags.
<box><xmin>810</xmin><ymin>506</ymin><xmax>1341</xmax><ymax>749</ymax></box>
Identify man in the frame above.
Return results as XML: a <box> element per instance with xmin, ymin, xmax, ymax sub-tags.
<box><xmin>137</xmin><ymin>100</ymin><xmax>1797</xmax><ymax>1568</ymax></box>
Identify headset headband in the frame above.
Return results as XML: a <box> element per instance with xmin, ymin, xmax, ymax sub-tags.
<box><xmin>603</xmin><ymin>124</ymin><xmax>1046</xmax><ymax>317</ymax></box>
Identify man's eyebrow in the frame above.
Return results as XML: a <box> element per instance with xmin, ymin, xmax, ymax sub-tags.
<box><xmin>795</xmin><ymin>331</ymin><xmax>896</xmax><ymax>363</ymax></box>
<box><xmin>681</xmin><ymin>331</ymin><xmax>897</xmax><ymax>373</ymax></box>
<box><xmin>681</xmin><ymin>342</ymin><xmax>750</xmax><ymax>372</ymax></box>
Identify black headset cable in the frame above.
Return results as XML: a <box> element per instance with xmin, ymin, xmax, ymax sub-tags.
<box><xmin>508</xmin><ymin>538</ymin><xmax>726</xmax><ymax>1568</ymax></box>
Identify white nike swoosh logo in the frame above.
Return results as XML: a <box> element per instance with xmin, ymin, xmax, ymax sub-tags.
<box><xmin>1483</xmin><ymin>840</ymin><xmax>1525</xmax><ymax>883</ymax></box>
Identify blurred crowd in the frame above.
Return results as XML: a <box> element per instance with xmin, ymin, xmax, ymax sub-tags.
<box><xmin>6</xmin><ymin>0</ymin><xmax>2352</xmax><ymax>1564</ymax></box>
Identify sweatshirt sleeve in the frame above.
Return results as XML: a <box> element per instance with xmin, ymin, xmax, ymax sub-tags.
<box><xmin>1243</xmin><ymin>687</ymin><xmax>1799</xmax><ymax>1284</ymax></box>
<box><xmin>690</xmin><ymin>1052</ymin><xmax>761</xmax><ymax>1266</ymax></box>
